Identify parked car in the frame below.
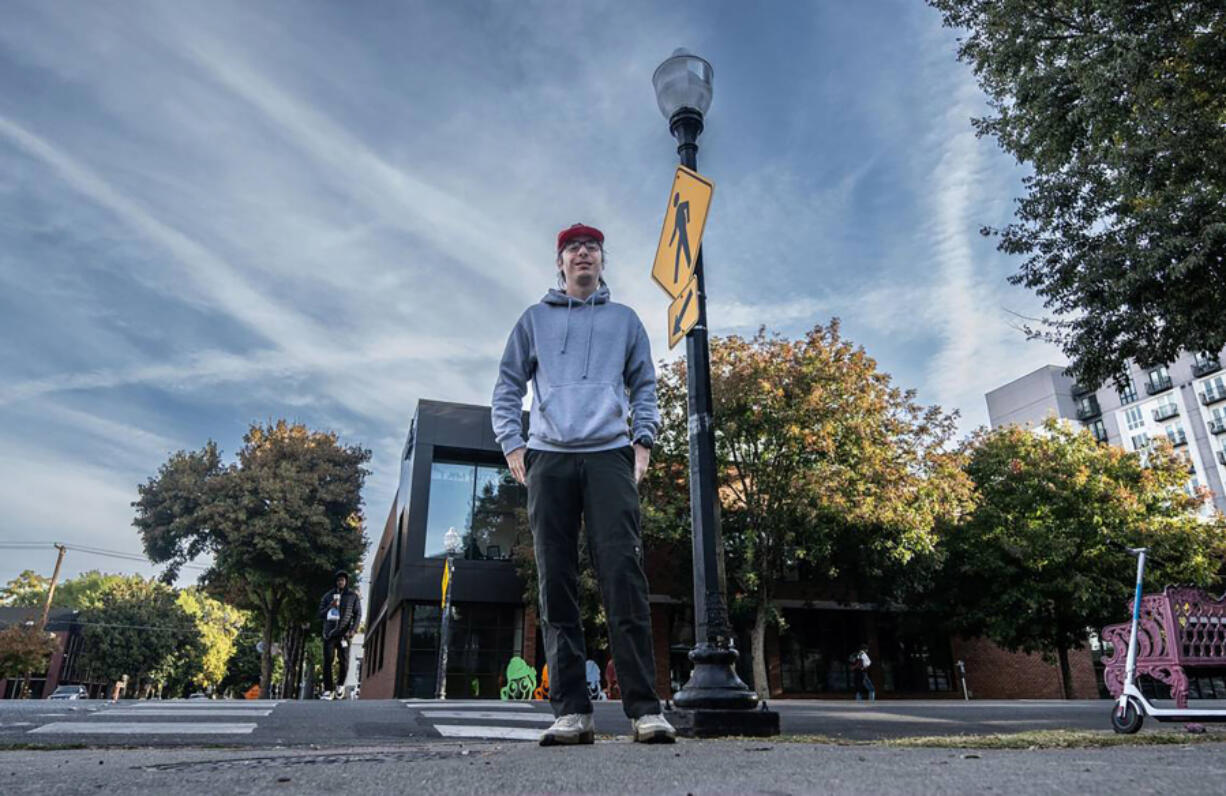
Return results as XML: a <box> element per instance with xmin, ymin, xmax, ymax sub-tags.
<box><xmin>48</xmin><ymin>685</ymin><xmax>88</xmax><ymax>700</ymax></box>
<box><xmin>187</xmin><ymin>692</ymin><xmax>210</xmax><ymax>700</ymax></box>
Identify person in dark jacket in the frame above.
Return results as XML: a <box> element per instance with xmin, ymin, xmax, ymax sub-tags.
<box><xmin>318</xmin><ymin>570</ymin><xmax>361</xmax><ymax>700</ymax></box>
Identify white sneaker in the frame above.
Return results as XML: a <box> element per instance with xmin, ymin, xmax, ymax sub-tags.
<box><xmin>319</xmin><ymin>691</ymin><xmax>333</xmax><ymax>701</ymax></box>
<box><xmin>540</xmin><ymin>713</ymin><xmax>595</xmax><ymax>746</ymax></box>
<box><xmin>632</xmin><ymin>713</ymin><xmax>676</xmax><ymax>744</ymax></box>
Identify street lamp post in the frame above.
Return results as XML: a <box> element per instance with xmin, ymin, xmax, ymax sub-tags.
<box><xmin>652</xmin><ymin>49</ymin><xmax>779</xmax><ymax>737</ymax></box>
<box><xmin>435</xmin><ymin>526</ymin><xmax>462</xmax><ymax>700</ymax></box>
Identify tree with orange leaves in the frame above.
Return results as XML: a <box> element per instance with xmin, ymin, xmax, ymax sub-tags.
<box><xmin>642</xmin><ymin>321</ymin><xmax>973</xmax><ymax>696</ymax></box>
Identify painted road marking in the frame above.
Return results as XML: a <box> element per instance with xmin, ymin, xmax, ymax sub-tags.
<box><xmin>402</xmin><ymin>701</ymin><xmax>535</xmax><ymax>709</ymax></box>
<box><xmin>29</xmin><ymin>722</ymin><xmax>258</xmax><ymax>735</ymax></box>
<box><xmin>799</xmin><ymin>711</ymin><xmax>957</xmax><ymax>723</ymax></box>
<box><xmin>101</xmin><ymin>709</ymin><xmax>273</xmax><ymax>717</ymax></box>
<box><xmin>433</xmin><ymin>724</ymin><xmax>542</xmax><ymax>741</ymax></box>
<box><xmin>421</xmin><ymin>710</ymin><xmax>553</xmax><ymax>722</ymax></box>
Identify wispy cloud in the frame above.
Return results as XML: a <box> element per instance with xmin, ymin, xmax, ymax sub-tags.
<box><xmin>0</xmin><ymin>0</ymin><xmax>1066</xmax><ymax>589</ymax></box>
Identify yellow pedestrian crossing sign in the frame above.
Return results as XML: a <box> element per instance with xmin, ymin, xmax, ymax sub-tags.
<box><xmin>651</xmin><ymin>166</ymin><xmax>714</xmax><ymax>298</ymax></box>
<box><xmin>667</xmin><ymin>275</ymin><xmax>700</xmax><ymax>349</ymax></box>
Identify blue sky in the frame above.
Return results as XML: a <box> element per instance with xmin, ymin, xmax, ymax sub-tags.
<box><xmin>0</xmin><ymin>0</ymin><xmax>1064</xmax><ymax>592</ymax></box>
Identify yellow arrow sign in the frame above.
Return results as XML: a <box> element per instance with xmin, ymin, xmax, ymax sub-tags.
<box><xmin>667</xmin><ymin>274</ymin><xmax>700</xmax><ymax>349</ymax></box>
<box><xmin>652</xmin><ymin>166</ymin><xmax>714</xmax><ymax>298</ymax></box>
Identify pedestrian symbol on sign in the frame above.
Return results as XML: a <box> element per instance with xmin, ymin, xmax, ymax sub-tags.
<box><xmin>669</xmin><ymin>192</ymin><xmax>691</xmax><ymax>283</ymax></box>
<box><xmin>651</xmin><ymin>166</ymin><xmax>713</xmax><ymax>299</ymax></box>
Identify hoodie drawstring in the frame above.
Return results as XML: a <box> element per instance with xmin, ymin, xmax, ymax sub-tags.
<box><xmin>552</xmin><ymin>289</ymin><xmax>601</xmax><ymax>377</ymax></box>
<box><xmin>583</xmin><ymin>300</ymin><xmax>596</xmax><ymax>379</ymax></box>
<box><xmin>560</xmin><ymin>298</ymin><xmax>573</xmax><ymax>354</ymax></box>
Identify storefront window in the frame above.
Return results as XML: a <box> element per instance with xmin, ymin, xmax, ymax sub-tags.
<box><xmin>424</xmin><ymin>461</ymin><xmax>526</xmax><ymax>559</ymax></box>
<box><xmin>404</xmin><ymin>602</ymin><xmax>521</xmax><ymax>699</ymax></box>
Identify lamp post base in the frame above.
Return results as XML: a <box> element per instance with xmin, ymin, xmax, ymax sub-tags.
<box><xmin>669</xmin><ymin>643</ymin><xmax>779</xmax><ymax>736</ymax></box>
<box><xmin>667</xmin><ymin>706</ymin><xmax>781</xmax><ymax>738</ymax></box>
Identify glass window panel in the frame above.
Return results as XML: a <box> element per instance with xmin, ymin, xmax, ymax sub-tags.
<box><xmin>470</xmin><ymin>465</ymin><xmax>528</xmax><ymax>561</ymax></box>
<box><xmin>425</xmin><ymin>463</ymin><xmax>476</xmax><ymax>558</ymax></box>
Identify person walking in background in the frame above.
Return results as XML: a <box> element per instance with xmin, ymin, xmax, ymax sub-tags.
<box><xmin>851</xmin><ymin>643</ymin><xmax>876</xmax><ymax>703</ymax></box>
<box><xmin>318</xmin><ymin>570</ymin><xmax>360</xmax><ymax>700</ymax></box>
<box><xmin>492</xmin><ymin>223</ymin><xmax>675</xmax><ymax>746</ymax></box>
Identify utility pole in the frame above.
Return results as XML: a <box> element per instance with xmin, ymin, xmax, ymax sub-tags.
<box><xmin>38</xmin><ymin>544</ymin><xmax>67</xmax><ymax>631</ymax></box>
<box><xmin>22</xmin><ymin>544</ymin><xmax>66</xmax><ymax>699</ymax></box>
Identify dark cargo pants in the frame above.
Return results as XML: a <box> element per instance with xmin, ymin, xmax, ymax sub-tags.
<box><xmin>525</xmin><ymin>446</ymin><xmax>662</xmax><ymax>719</ymax></box>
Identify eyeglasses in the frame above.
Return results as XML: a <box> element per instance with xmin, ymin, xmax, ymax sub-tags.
<box><xmin>562</xmin><ymin>239</ymin><xmax>602</xmax><ymax>254</ymax></box>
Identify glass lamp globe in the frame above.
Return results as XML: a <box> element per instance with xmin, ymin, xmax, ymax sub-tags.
<box><xmin>652</xmin><ymin>48</ymin><xmax>714</xmax><ymax>120</ymax></box>
<box><xmin>443</xmin><ymin>526</ymin><xmax>462</xmax><ymax>555</ymax></box>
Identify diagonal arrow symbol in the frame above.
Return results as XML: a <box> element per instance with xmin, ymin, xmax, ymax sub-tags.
<box><xmin>673</xmin><ymin>289</ymin><xmax>694</xmax><ymax>336</ymax></box>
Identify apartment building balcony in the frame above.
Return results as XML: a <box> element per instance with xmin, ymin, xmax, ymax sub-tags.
<box><xmin>1203</xmin><ymin>389</ymin><xmax>1226</xmax><ymax>407</ymax></box>
<box><xmin>1145</xmin><ymin>375</ymin><xmax>1174</xmax><ymax>395</ymax></box>
<box><xmin>1071</xmin><ymin>382</ymin><xmax>1094</xmax><ymax>397</ymax></box>
<box><xmin>1193</xmin><ymin>357</ymin><xmax>1222</xmax><ymax>378</ymax></box>
<box><xmin>1076</xmin><ymin>404</ymin><xmax>1102</xmax><ymax>421</ymax></box>
<box><xmin>1152</xmin><ymin>404</ymin><xmax>1179</xmax><ymax>422</ymax></box>
<box><xmin>1168</xmin><ymin>431</ymin><xmax>1188</xmax><ymax>447</ymax></box>
<box><xmin>1210</xmin><ymin>419</ymin><xmax>1226</xmax><ymax>435</ymax></box>
<box><xmin>1218</xmin><ymin>450</ymin><xmax>1226</xmax><ymax>466</ymax></box>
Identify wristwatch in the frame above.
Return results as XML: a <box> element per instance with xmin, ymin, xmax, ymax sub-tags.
<box><xmin>634</xmin><ymin>435</ymin><xmax>653</xmax><ymax>450</ymax></box>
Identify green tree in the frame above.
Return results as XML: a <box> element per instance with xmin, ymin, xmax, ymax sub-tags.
<box><xmin>135</xmin><ymin>420</ymin><xmax>371</xmax><ymax>697</ymax></box>
<box><xmin>0</xmin><ymin>624</ymin><xmax>58</xmax><ymax>681</ymax></box>
<box><xmin>928</xmin><ymin>1</ymin><xmax>1226</xmax><ymax>386</ymax></box>
<box><xmin>219</xmin><ymin>615</ymin><xmax>263</xmax><ymax>697</ymax></box>
<box><xmin>644</xmin><ymin>323</ymin><xmax>974</xmax><ymax>696</ymax></box>
<box><xmin>177</xmin><ymin>588</ymin><xmax>244</xmax><ymax>693</ymax></box>
<box><xmin>936</xmin><ymin>418</ymin><xmax>1226</xmax><ymax>698</ymax></box>
<box><xmin>55</xmin><ymin>571</ymin><xmax>129</xmax><ymax>612</ymax></box>
<box><xmin>76</xmin><ymin>576</ymin><xmax>202</xmax><ymax>695</ymax></box>
<box><xmin>0</xmin><ymin>571</ymin><xmax>50</xmax><ymax>607</ymax></box>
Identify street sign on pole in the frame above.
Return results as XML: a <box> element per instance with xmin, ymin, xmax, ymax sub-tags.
<box><xmin>651</xmin><ymin>166</ymin><xmax>714</xmax><ymax>299</ymax></box>
<box><xmin>440</xmin><ymin>558</ymin><xmax>451</xmax><ymax>607</ymax></box>
<box><xmin>667</xmin><ymin>274</ymin><xmax>700</xmax><ymax>349</ymax></box>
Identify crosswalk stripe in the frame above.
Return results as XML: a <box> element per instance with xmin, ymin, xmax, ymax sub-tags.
<box><xmin>29</xmin><ymin>722</ymin><xmax>258</xmax><ymax>735</ymax></box>
<box><xmin>433</xmin><ymin>724</ymin><xmax>542</xmax><ymax>741</ymax></box>
<box><xmin>402</xmin><ymin>701</ymin><xmax>535</xmax><ymax>709</ymax></box>
<box><xmin>126</xmin><ymin>702</ymin><xmax>276</xmax><ymax>708</ymax></box>
<box><xmin>420</xmin><ymin>710</ymin><xmax>553</xmax><ymax>722</ymax></box>
<box><xmin>100</xmin><ymin>709</ymin><xmax>273</xmax><ymax>717</ymax></box>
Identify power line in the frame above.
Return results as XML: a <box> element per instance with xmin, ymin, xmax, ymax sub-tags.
<box><xmin>0</xmin><ymin>542</ymin><xmax>209</xmax><ymax>572</ymax></box>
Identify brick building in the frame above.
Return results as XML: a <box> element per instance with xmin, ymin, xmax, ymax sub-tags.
<box><xmin>0</xmin><ymin>607</ymin><xmax>102</xmax><ymax>699</ymax></box>
<box><xmin>360</xmin><ymin>399</ymin><xmax>1098</xmax><ymax>701</ymax></box>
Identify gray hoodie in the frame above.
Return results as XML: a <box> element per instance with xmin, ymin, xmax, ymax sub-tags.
<box><xmin>492</xmin><ymin>285</ymin><xmax>659</xmax><ymax>454</ymax></box>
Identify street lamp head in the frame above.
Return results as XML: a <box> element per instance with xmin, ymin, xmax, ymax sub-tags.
<box><xmin>652</xmin><ymin>48</ymin><xmax>714</xmax><ymax>122</ymax></box>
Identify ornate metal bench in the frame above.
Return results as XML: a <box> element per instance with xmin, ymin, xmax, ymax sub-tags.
<box><xmin>1102</xmin><ymin>586</ymin><xmax>1226</xmax><ymax>708</ymax></box>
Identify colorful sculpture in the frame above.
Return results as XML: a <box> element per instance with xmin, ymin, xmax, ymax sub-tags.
<box><xmin>586</xmin><ymin>659</ymin><xmax>605</xmax><ymax>700</ymax></box>
<box><xmin>533</xmin><ymin>663</ymin><xmax>550</xmax><ymax>700</ymax></box>
<box><xmin>500</xmin><ymin>656</ymin><xmax>536</xmax><ymax>701</ymax></box>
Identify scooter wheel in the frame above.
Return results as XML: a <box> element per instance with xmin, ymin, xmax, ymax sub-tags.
<box><xmin>1111</xmin><ymin>700</ymin><xmax>1143</xmax><ymax>734</ymax></box>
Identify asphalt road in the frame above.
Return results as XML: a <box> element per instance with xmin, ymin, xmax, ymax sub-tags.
<box><xmin>5</xmin><ymin>739</ymin><xmax>1226</xmax><ymax>795</ymax></box>
<box><xmin>0</xmin><ymin>697</ymin><xmax>1165</xmax><ymax>747</ymax></box>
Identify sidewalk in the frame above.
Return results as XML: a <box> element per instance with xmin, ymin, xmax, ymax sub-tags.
<box><xmin>4</xmin><ymin>738</ymin><xmax>1224</xmax><ymax>795</ymax></box>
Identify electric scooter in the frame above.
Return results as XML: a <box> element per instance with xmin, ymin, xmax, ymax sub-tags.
<box><xmin>1112</xmin><ymin>547</ymin><xmax>1226</xmax><ymax>733</ymax></box>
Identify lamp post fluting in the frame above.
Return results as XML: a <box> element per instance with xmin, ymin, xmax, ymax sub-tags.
<box><xmin>652</xmin><ymin>49</ymin><xmax>778</xmax><ymax>735</ymax></box>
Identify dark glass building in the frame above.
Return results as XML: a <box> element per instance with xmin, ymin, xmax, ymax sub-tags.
<box><xmin>362</xmin><ymin>399</ymin><xmax>1095</xmax><ymax>701</ymax></box>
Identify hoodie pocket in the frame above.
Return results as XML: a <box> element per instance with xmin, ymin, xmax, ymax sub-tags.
<box><xmin>536</xmin><ymin>381</ymin><xmax>628</xmax><ymax>446</ymax></box>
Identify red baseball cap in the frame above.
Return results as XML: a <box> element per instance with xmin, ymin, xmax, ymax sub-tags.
<box><xmin>557</xmin><ymin>223</ymin><xmax>604</xmax><ymax>252</ymax></box>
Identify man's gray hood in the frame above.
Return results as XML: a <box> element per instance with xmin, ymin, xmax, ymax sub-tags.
<box><xmin>540</xmin><ymin>285</ymin><xmax>611</xmax><ymax>379</ymax></box>
<box><xmin>491</xmin><ymin>283</ymin><xmax>659</xmax><ymax>454</ymax></box>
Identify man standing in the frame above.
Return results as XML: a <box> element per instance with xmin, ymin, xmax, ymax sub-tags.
<box><xmin>492</xmin><ymin>223</ymin><xmax>675</xmax><ymax>745</ymax></box>
<box><xmin>852</xmin><ymin>643</ymin><xmax>876</xmax><ymax>703</ymax></box>
<box><xmin>318</xmin><ymin>570</ymin><xmax>360</xmax><ymax>700</ymax></box>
